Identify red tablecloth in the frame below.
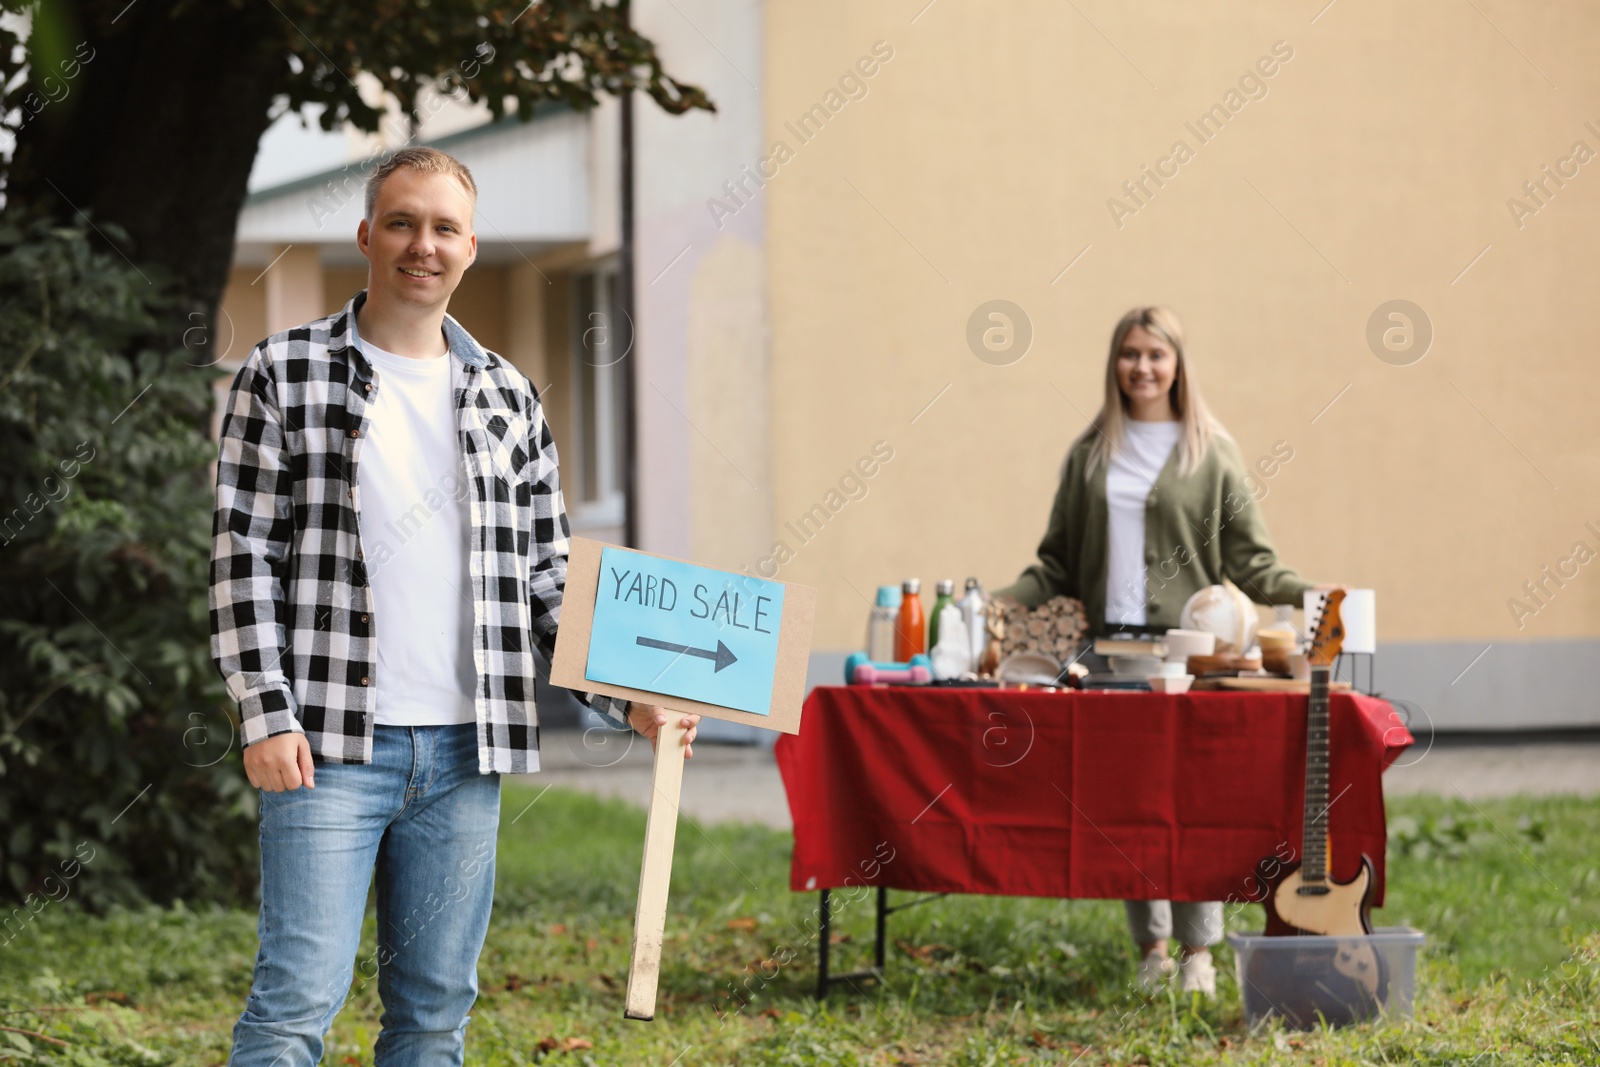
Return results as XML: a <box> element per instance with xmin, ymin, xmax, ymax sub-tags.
<box><xmin>775</xmin><ymin>686</ymin><xmax>1412</xmax><ymax>905</ymax></box>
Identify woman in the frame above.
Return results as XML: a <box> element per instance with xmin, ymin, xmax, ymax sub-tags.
<box><xmin>995</xmin><ymin>306</ymin><xmax>1323</xmax><ymax>996</ymax></box>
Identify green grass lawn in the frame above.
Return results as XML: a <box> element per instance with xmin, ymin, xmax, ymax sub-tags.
<box><xmin>2</xmin><ymin>787</ymin><xmax>1597</xmax><ymax>1066</ymax></box>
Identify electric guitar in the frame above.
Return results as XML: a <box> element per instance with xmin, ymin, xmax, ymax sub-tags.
<box><xmin>1251</xmin><ymin>589</ymin><xmax>1387</xmax><ymax>1022</ymax></box>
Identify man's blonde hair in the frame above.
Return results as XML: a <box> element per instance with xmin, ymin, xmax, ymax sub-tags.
<box><xmin>364</xmin><ymin>146</ymin><xmax>478</xmax><ymax>223</ymax></box>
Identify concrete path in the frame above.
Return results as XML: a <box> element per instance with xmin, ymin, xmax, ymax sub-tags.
<box><xmin>525</xmin><ymin>730</ymin><xmax>1600</xmax><ymax>830</ymax></box>
<box><xmin>1382</xmin><ymin>736</ymin><xmax>1600</xmax><ymax>800</ymax></box>
<box><xmin>528</xmin><ymin>729</ymin><xmax>792</xmax><ymax>829</ymax></box>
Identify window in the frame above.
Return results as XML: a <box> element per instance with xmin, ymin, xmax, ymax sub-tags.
<box><xmin>568</xmin><ymin>263</ymin><xmax>626</xmax><ymax>532</ymax></box>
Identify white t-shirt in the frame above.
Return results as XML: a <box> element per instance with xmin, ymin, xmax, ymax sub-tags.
<box><xmin>358</xmin><ymin>336</ymin><xmax>478</xmax><ymax>726</ymax></box>
<box><xmin>1104</xmin><ymin>419</ymin><xmax>1182</xmax><ymax>627</ymax></box>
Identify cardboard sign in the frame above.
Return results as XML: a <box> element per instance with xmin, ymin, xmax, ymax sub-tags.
<box><xmin>586</xmin><ymin>545</ymin><xmax>786</xmax><ymax>716</ymax></box>
<box><xmin>552</xmin><ymin>538</ymin><xmax>814</xmax><ymax>1020</ymax></box>
<box><xmin>551</xmin><ymin>537</ymin><xmax>814</xmax><ymax>733</ymax></box>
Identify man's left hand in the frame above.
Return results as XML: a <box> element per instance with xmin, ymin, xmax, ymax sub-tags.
<box><xmin>627</xmin><ymin>703</ymin><xmax>699</xmax><ymax>759</ymax></box>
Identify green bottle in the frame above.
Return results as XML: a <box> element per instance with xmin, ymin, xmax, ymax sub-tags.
<box><xmin>929</xmin><ymin>579</ymin><xmax>956</xmax><ymax>649</ymax></box>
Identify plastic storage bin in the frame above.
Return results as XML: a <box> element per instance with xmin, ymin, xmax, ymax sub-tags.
<box><xmin>1226</xmin><ymin>927</ymin><xmax>1426</xmax><ymax>1030</ymax></box>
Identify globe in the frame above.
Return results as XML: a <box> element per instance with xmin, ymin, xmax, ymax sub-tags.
<box><xmin>1179</xmin><ymin>583</ymin><xmax>1258</xmax><ymax>654</ymax></box>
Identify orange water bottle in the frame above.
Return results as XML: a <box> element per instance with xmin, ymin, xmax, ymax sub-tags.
<box><xmin>895</xmin><ymin>578</ymin><xmax>925</xmax><ymax>661</ymax></box>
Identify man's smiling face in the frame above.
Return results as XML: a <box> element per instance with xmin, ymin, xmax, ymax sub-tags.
<box><xmin>357</xmin><ymin>167</ymin><xmax>477</xmax><ymax>310</ymax></box>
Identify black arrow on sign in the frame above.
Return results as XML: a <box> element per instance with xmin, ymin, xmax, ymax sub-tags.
<box><xmin>635</xmin><ymin>635</ymin><xmax>738</xmax><ymax>673</ymax></box>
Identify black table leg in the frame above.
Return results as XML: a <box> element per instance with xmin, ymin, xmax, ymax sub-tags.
<box><xmin>816</xmin><ymin>885</ymin><xmax>946</xmax><ymax>998</ymax></box>
<box><xmin>816</xmin><ymin>888</ymin><xmax>831</xmax><ymax>999</ymax></box>
<box><xmin>875</xmin><ymin>884</ymin><xmax>887</xmax><ymax>972</ymax></box>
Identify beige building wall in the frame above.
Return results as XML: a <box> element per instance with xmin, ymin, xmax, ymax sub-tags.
<box><xmin>264</xmin><ymin>246</ymin><xmax>324</xmax><ymax>334</ymax></box>
<box><xmin>217</xmin><ymin>266</ymin><xmax>267</xmax><ymax>367</ymax></box>
<box><xmin>505</xmin><ymin>260</ymin><xmax>554</xmax><ymax>395</ymax></box>
<box><xmin>764</xmin><ymin>1</ymin><xmax>1600</xmax><ymax>655</ymax></box>
<box><xmin>322</xmin><ymin>267</ymin><xmax>365</xmax><ymax>320</ymax></box>
<box><xmin>540</xmin><ymin>271</ymin><xmax>580</xmax><ymax>473</ymax></box>
<box><xmin>632</xmin><ymin>0</ymin><xmax>772</xmax><ymax>575</ymax></box>
<box><xmin>685</xmin><ymin>233</ymin><xmax>771</xmax><ymax>571</ymax></box>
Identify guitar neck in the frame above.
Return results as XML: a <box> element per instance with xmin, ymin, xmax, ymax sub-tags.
<box><xmin>1301</xmin><ymin>664</ymin><xmax>1331</xmax><ymax>882</ymax></box>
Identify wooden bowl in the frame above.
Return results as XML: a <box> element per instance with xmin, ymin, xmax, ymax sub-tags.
<box><xmin>1256</xmin><ymin>628</ymin><xmax>1298</xmax><ymax>655</ymax></box>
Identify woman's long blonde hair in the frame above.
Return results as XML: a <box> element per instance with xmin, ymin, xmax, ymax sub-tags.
<box><xmin>1078</xmin><ymin>306</ymin><xmax>1222</xmax><ymax>480</ymax></box>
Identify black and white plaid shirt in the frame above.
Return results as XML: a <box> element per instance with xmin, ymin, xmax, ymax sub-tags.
<box><xmin>209</xmin><ymin>289</ymin><xmax>628</xmax><ymax>773</ymax></box>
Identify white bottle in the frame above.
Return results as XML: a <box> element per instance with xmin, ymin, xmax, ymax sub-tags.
<box><xmin>930</xmin><ymin>602</ymin><xmax>972</xmax><ymax>680</ymax></box>
<box><xmin>958</xmin><ymin>578</ymin><xmax>987</xmax><ymax>668</ymax></box>
<box><xmin>867</xmin><ymin>585</ymin><xmax>900</xmax><ymax>663</ymax></box>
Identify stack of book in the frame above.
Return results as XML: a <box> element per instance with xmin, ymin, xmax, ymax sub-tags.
<box><xmin>1079</xmin><ymin>634</ymin><xmax>1168</xmax><ymax>690</ymax></box>
<box><xmin>1091</xmin><ymin>635</ymin><xmax>1167</xmax><ymax>658</ymax></box>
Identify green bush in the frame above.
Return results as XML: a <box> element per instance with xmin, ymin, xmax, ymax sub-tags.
<box><xmin>0</xmin><ymin>213</ymin><xmax>257</xmax><ymax>911</ymax></box>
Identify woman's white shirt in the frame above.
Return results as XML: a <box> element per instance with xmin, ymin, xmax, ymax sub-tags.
<box><xmin>1103</xmin><ymin>420</ymin><xmax>1182</xmax><ymax>627</ymax></box>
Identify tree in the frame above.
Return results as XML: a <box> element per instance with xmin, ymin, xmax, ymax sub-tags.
<box><xmin>0</xmin><ymin>0</ymin><xmax>711</xmax><ymax>323</ymax></box>
<box><xmin>0</xmin><ymin>215</ymin><xmax>260</xmax><ymax>909</ymax></box>
<box><xmin>0</xmin><ymin>0</ymin><xmax>709</xmax><ymax>907</ymax></box>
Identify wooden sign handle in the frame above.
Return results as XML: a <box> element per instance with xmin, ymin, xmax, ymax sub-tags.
<box><xmin>623</xmin><ymin>717</ymin><xmax>686</xmax><ymax>1021</ymax></box>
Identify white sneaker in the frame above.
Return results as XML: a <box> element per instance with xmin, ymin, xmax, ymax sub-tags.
<box><xmin>1178</xmin><ymin>950</ymin><xmax>1217</xmax><ymax>995</ymax></box>
<box><xmin>1135</xmin><ymin>950</ymin><xmax>1175</xmax><ymax>993</ymax></box>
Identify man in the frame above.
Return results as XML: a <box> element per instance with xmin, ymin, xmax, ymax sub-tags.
<box><xmin>210</xmin><ymin>145</ymin><xmax>697</xmax><ymax>1067</ymax></box>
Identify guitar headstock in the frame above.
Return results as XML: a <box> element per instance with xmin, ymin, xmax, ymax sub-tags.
<box><xmin>1308</xmin><ymin>589</ymin><xmax>1347</xmax><ymax>667</ymax></box>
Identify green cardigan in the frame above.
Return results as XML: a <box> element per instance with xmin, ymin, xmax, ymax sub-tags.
<box><xmin>995</xmin><ymin>430</ymin><xmax>1313</xmax><ymax>635</ymax></box>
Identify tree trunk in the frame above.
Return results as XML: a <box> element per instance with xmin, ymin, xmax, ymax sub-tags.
<box><xmin>9</xmin><ymin>0</ymin><xmax>284</xmax><ymax>327</ymax></box>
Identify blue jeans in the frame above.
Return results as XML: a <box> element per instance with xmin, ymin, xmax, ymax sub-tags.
<box><xmin>230</xmin><ymin>723</ymin><xmax>501</xmax><ymax>1067</ymax></box>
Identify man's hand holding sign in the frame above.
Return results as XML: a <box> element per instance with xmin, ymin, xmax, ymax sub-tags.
<box><xmin>626</xmin><ymin>703</ymin><xmax>700</xmax><ymax>760</ymax></box>
<box><xmin>552</xmin><ymin>537</ymin><xmax>815</xmax><ymax>1021</ymax></box>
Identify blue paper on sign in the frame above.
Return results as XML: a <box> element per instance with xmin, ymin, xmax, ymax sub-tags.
<box><xmin>585</xmin><ymin>546</ymin><xmax>785</xmax><ymax>716</ymax></box>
